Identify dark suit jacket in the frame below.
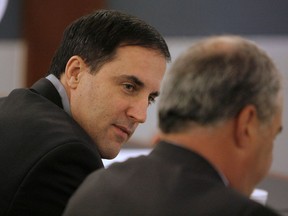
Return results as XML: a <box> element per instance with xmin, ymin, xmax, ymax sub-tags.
<box><xmin>0</xmin><ymin>78</ymin><xmax>103</xmax><ymax>216</ymax></box>
<box><xmin>63</xmin><ymin>141</ymin><xmax>280</xmax><ymax>216</ymax></box>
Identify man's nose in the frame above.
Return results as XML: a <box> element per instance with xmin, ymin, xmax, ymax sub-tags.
<box><xmin>126</xmin><ymin>99</ymin><xmax>148</xmax><ymax>123</ymax></box>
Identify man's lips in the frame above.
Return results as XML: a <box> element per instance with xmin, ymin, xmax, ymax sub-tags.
<box><xmin>113</xmin><ymin>124</ymin><xmax>133</xmax><ymax>137</ymax></box>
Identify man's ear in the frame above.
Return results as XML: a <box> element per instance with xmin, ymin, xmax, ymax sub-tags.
<box><xmin>234</xmin><ymin>105</ymin><xmax>259</xmax><ymax>149</ymax></box>
<box><xmin>64</xmin><ymin>56</ymin><xmax>87</xmax><ymax>89</ymax></box>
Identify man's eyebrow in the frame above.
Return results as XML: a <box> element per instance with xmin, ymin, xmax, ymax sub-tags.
<box><xmin>119</xmin><ymin>75</ymin><xmax>144</xmax><ymax>87</ymax></box>
<box><xmin>150</xmin><ymin>91</ymin><xmax>159</xmax><ymax>98</ymax></box>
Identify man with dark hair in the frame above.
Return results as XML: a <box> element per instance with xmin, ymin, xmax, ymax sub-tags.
<box><xmin>63</xmin><ymin>35</ymin><xmax>282</xmax><ymax>216</ymax></box>
<box><xmin>0</xmin><ymin>9</ymin><xmax>170</xmax><ymax>216</ymax></box>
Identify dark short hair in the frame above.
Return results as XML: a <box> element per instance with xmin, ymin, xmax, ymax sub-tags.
<box><xmin>47</xmin><ymin>9</ymin><xmax>171</xmax><ymax>78</ymax></box>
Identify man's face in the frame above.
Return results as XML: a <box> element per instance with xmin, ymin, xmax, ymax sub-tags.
<box><xmin>69</xmin><ymin>46</ymin><xmax>166</xmax><ymax>159</ymax></box>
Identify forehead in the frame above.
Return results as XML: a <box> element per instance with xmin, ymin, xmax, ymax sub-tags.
<box><xmin>100</xmin><ymin>46</ymin><xmax>167</xmax><ymax>87</ymax></box>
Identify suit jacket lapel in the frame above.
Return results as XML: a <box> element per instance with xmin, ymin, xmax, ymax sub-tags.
<box><xmin>30</xmin><ymin>78</ymin><xmax>63</xmax><ymax>109</ymax></box>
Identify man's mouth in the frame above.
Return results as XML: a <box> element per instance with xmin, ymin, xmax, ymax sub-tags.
<box><xmin>113</xmin><ymin>124</ymin><xmax>133</xmax><ymax>137</ymax></box>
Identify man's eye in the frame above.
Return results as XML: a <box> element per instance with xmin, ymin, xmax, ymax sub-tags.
<box><xmin>123</xmin><ymin>83</ymin><xmax>135</xmax><ymax>92</ymax></box>
<box><xmin>148</xmin><ymin>96</ymin><xmax>156</xmax><ymax>105</ymax></box>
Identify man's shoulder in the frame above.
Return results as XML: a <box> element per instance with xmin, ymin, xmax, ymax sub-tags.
<box><xmin>1</xmin><ymin>87</ymin><xmax>62</xmax><ymax>115</ymax></box>
<box><xmin>3</xmin><ymin>88</ymin><xmax>82</xmax><ymax>136</ymax></box>
<box><xmin>195</xmin><ymin>186</ymin><xmax>280</xmax><ymax>215</ymax></box>
<box><xmin>0</xmin><ymin>87</ymin><xmax>101</xmax><ymax>171</ymax></box>
<box><xmin>64</xmin><ymin>163</ymin><xmax>280</xmax><ymax>216</ymax></box>
<box><xmin>0</xmin><ymin>88</ymin><xmax>103</xmax><ymax>216</ymax></box>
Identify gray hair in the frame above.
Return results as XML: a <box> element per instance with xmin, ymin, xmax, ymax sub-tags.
<box><xmin>158</xmin><ymin>36</ymin><xmax>282</xmax><ymax>133</ymax></box>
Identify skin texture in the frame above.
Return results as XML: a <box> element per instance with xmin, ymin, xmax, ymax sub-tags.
<box><xmin>224</xmin><ymin>93</ymin><xmax>283</xmax><ymax>195</ymax></box>
<box><xmin>61</xmin><ymin>46</ymin><xmax>166</xmax><ymax>159</ymax></box>
<box><xmin>158</xmin><ymin>93</ymin><xmax>283</xmax><ymax>197</ymax></box>
<box><xmin>244</xmin><ymin>94</ymin><xmax>283</xmax><ymax>191</ymax></box>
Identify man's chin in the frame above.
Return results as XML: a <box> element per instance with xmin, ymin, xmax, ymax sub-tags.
<box><xmin>100</xmin><ymin>145</ymin><xmax>122</xmax><ymax>160</ymax></box>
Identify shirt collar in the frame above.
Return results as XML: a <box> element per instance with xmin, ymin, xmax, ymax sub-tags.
<box><xmin>214</xmin><ymin>166</ymin><xmax>229</xmax><ymax>186</ymax></box>
<box><xmin>46</xmin><ymin>74</ymin><xmax>72</xmax><ymax>116</ymax></box>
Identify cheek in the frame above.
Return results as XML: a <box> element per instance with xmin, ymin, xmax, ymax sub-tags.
<box><xmin>258</xmin><ymin>137</ymin><xmax>274</xmax><ymax>174</ymax></box>
<box><xmin>263</xmin><ymin>134</ymin><xmax>275</xmax><ymax>157</ymax></box>
<box><xmin>70</xmin><ymin>86</ymin><xmax>98</xmax><ymax>128</ymax></box>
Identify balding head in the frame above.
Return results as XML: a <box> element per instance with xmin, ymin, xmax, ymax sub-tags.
<box><xmin>158</xmin><ymin>35</ymin><xmax>282</xmax><ymax>133</ymax></box>
<box><xmin>157</xmin><ymin>35</ymin><xmax>283</xmax><ymax>196</ymax></box>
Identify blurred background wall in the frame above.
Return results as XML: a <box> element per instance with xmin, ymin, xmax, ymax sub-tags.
<box><xmin>0</xmin><ymin>0</ymin><xmax>288</xmax><ymax>177</ymax></box>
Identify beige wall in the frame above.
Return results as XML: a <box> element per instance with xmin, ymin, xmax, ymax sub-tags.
<box><xmin>0</xmin><ymin>40</ymin><xmax>26</xmax><ymax>95</ymax></box>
